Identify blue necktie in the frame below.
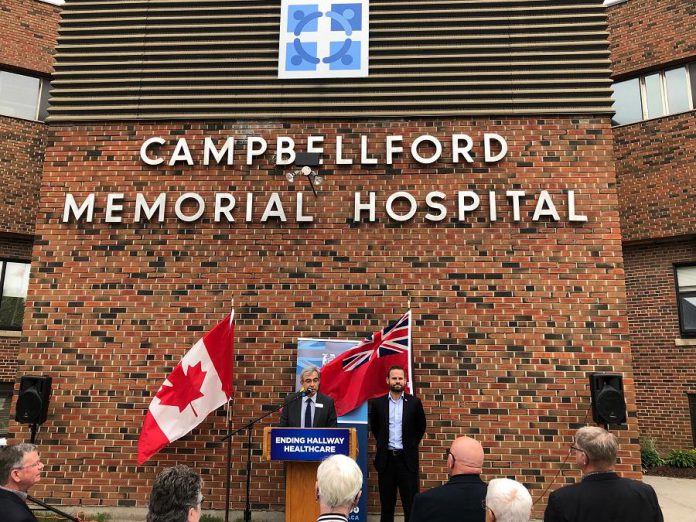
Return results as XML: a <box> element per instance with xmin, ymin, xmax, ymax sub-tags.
<box><xmin>304</xmin><ymin>398</ymin><xmax>312</xmax><ymax>428</ymax></box>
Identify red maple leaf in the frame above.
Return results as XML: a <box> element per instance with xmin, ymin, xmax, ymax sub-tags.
<box><xmin>156</xmin><ymin>361</ymin><xmax>207</xmax><ymax>416</ymax></box>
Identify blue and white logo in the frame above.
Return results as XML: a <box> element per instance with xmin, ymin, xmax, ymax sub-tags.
<box><xmin>278</xmin><ymin>0</ymin><xmax>369</xmax><ymax>79</ymax></box>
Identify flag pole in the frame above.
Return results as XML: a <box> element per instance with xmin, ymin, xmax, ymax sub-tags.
<box><xmin>407</xmin><ymin>296</ymin><xmax>414</xmax><ymax>393</ymax></box>
<box><xmin>224</xmin><ymin>301</ymin><xmax>235</xmax><ymax>522</ymax></box>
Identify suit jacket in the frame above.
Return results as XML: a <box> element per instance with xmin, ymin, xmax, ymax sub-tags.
<box><xmin>279</xmin><ymin>391</ymin><xmax>338</xmax><ymax>427</ymax></box>
<box><xmin>544</xmin><ymin>472</ymin><xmax>663</xmax><ymax>522</ymax></box>
<box><xmin>0</xmin><ymin>488</ymin><xmax>38</xmax><ymax>522</ymax></box>
<box><xmin>410</xmin><ymin>474</ymin><xmax>487</xmax><ymax>522</ymax></box>
<box><xmin>369</xmin><ymin>393</ymin><xmax>427</xmax><ymax>473</ymax></box>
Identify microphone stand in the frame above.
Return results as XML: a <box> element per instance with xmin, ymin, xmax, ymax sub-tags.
<box><xmin>27</xmin><ymin>495</ymin><xmax>80</xmax><ymax>522</ymax></box>
<box><xmin>219</xmin><ymin>390</ymin><xmax>307</xmax><ymax>522</ymax></box>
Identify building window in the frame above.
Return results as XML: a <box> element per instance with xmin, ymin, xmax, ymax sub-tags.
<box><xmin>0</xmin><ymin>260</ymin><xmax>31</xmax><ymax>330</ymax></box>
<box><xmin>689</xmin><ymin>394</ymin><xmax>696</xmax><ymax>447</ymax></box>
<box><xmin>676</xmin><ymin>265</ymin><xmax>696</xmax><ymax>338</ymax></box>
<box><xmin>0</xmin><ymin>70</ymin><xmax>51</xmax><ymax>122</ymax></box>
<box><xmin>0</xmin><ymin>383</ymin><xmax>12</xmax><ymax>437</ymax></box>
<box><xmin>612</xmin><ymin>62</ymin><xmax>696</xmax><ymax>126</ymax></box>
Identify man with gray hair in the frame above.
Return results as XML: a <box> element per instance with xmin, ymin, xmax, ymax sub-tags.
<box><xmin>147</xmin><ymin>464</ymin><xmax>203</xmax><ymax>522</ymax></box>
<box><xmin>485</xmin><ymin>478</ymin><xmax>532</xmax><ymax>522</ymax></box>
<box><xmin>0</xmin><ymin>443</ymin><xmax>44</xmax><ymax>522</ymax></box>
<box><xmin>544</xmin><ymin>426</ymin><xmax>663</xmax><ymax>522</ymax></box>
<box><xmin>315</xmin><ymin>454</ymin><xmax>363</xmax><ymax>522</ymax></box>
<box><xmin>280</xmin><ymin>365</ymin><xmax>337</xmax><ymax>427</ymax></box>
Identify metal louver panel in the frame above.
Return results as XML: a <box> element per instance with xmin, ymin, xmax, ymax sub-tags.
<box><xmin>48</xmin><ymin>0</ymin><xmax>614</xmax><ymax>121</ymax></box>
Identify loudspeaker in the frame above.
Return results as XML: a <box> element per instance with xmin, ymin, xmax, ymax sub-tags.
<box><xmin>15</xmin><ymin>376</ymin><xmax>52</xmax><ymax>425</ymax></box>
<box><xmin>589</xmin><ymin>372</ymin><xmax>626</xmax><ymax>425</ymax></box>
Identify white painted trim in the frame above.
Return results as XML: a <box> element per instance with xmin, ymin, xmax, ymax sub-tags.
<box><xmin>604</xmin><ymin>0</ymin><xmax>629</xmax><ymax>6</ymax></box>
<box><xmin>37</xmin><ymin>0</ymin><xmax>65</xmax><ymax>6</ymax></box>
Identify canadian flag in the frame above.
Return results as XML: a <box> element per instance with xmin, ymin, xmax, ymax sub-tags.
<box><xmin>137</xmin><ymin>311</ymin><xmax>234</xmax><ymax>465</ymax></box>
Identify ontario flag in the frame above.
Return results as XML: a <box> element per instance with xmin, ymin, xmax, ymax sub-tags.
<box><xmin>137</xmin><ymin>311</ymin><xmax>235</xmax><ymax>465</ymax></box>
<box><xmin>320</xmin><ymin>311</ymin><xmax>412</xmax><ymax>417</ymax></box>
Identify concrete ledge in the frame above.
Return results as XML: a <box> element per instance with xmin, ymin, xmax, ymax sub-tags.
<box><xmin>0</xmin><ymin>330</ymin><xmax>22</xmax><ymax>338</ymax></box>
<box><xmin>675</xmin><ymin>338</ymin><xmax>696</xmax><ymax>346</ymax></box>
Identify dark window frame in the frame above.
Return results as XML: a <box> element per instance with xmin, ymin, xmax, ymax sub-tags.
<box><xmin>0</xmin><ymin>258</ymin><xmax>31</xmax><ymax>331</ymax></box>
<box><xmin>0</xmin><ymin>382</ymin><xmax>13</xmax><ymax>437</ymax></box>
<box><xmin>675</xmin><ymin>263</ymin><xmax>696</xmax><ymax>339</ymax></box>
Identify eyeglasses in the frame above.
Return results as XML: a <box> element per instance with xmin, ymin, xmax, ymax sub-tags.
<box><xmin>481</xmin><ymin>499</ymin><xmax>495</xmax><ymax>517</ymax></box>
<box><xmin>570</xmin><ymin>445</ymin><xmax>586</xmax><ymax>455</ymax></box>
<box><xmin>14</xmin><ymin>459</ymin><xmax>43</xmax><ymax>470</ymax></box>
<box><xmin>445</xmin><ymin>450</ymin><xmax>456</xmax><ymax>465</ymax></box>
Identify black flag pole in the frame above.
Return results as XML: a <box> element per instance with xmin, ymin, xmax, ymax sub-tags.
<box><xmin>224</xmin><ymin>301</ymin><xmax>235</xmax><ymax>522</ymax></box>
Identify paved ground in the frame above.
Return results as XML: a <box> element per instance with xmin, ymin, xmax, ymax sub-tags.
<box><xmin>644</xmin><ymin>475</ymin><xmax>696</xmax><ymax>522</ymax></box>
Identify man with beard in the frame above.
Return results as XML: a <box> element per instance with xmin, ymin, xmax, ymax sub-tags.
<box><xmin>280</xmin><ymin>365</ymin><xmax>338</xmax><ymax>428</ymax></box>
<box><xmin>369</xmin><ymin>365</ymin><xmax>427</xmax><ymax>522</ymax></box>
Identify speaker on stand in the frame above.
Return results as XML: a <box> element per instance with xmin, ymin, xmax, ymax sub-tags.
<box><xmin>15</xmin><ymin>375</ymin><xmax>52</xmax><ymax>443</ymax></box>
<box><xmin>589</xmin><ymin>372</ymin><xmax>627</xmax><ymax>428</ymax></box>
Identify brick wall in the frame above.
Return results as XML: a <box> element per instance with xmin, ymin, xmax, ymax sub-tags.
<box><xmin>0</xmin><ymin>236</ymin><xmax>33</xmax><ymax>386</ymax></box>
<box><xmin>0</xmin><ymin>0</ymin><xmax>61</xmax><ymax>75</ymax></box>
<box><xmin>624</xmin><ymin>239</ymin><xmax>696</xmax><ymax>450</ymax></box>
<box><xmin>613</xmin><ymin>111</ymin><xmax>696</xmax><ymax>243</ymax></box>
<box><xmin>0</xmin><ymin>116</ymin><xmax>47</xmax><ymax>235</ymax></box>
<box><xmin>607</xmin><ymin>0</ymin><xmax>696</xmax><ymax>77</ymax></box>
<box><xmin>14</xmin><ymin>117</ymin><xmax>640</xmax><ymax>515</ymax></box>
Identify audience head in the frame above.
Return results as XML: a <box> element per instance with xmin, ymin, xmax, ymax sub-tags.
<box><xmin>485</xmin><ymin>478</ymin><xmax>533</xmax><ymax>522</ymax></box>
<box><xmin>0</xmin><ymin>443</ymin><xmax>43</xmax><ymax>492</ymax></box>
<box><xmin>147</xmin><ymin>465</ymin><xmax>203</xmax><ymax>522</ymax></box>
<box><xmin>573</xmin><ymin>426</ymin><xmax>618</xmax><ymax>472</ymax></box>
<box><xmin>315</xmin><ymin>454</ymin><xmax>363</xmax><ymax>515</ymax></box>
<box><xmin>447</xmin><ymin>436</ymin><xmax>484</xmax><ymax>476</ymax></box>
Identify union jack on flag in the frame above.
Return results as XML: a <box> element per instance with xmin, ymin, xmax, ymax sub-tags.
<box><xmin>320</xmin><ymin>311</ymin><xmax>413</xmax><ymax>416</ymax></box>
<box><xmin>342</xmin><ymin>312</ymin><xmax>410</xmax><ymax>371</ymax></box>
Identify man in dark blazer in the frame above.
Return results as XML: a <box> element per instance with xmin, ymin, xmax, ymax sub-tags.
<box><xmin>369</xmin><ymin>365</ymin><xmax>427</xmax><ymax>522</ymax></box>
<box><xmin>410</xmin><ymin>436</ymin><xmax>487</xmax><ymax>522</ymax></box>
<box><xmin>280</xmin><ymin>365</ymin><xmax>338</xmax><ymax>428</ymax></box>
<box><xmin>0</xmin><ymin>443</ymin><xmax>44</xmax><ymax>522</ymax></box>
<box><xmin>544</xmin><ymin>426</ymin><xmax>663</xmax><ymax>522</ymax></box>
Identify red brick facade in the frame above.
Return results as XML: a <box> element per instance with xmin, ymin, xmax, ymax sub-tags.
<box><xmin>0</xmin><ymin>0</ymin><xmax>60</xmax><ymax>424</ymax></box>
<box><xmin>607</xmin><ymin>0</ymin><xmax>696</xmax><ymax>451</ymax></box>
<box><xmin>624</xmin><ymin>240</ymin><xmax>696</xmax><ymax>450</ymax></box>
<box><xmin>613</xmin><ymin>111</ymin><xmax>696</xmax><ymax>243</ymax></box>
<box><xmin>0</xmin><ymin>0</ymin><xmax>60</xmax><ymax>75</ymax></box>
<box><xmin>607</xmin><ymin>0</ymin><xmax>696</xmax><ymax>77</ymax></box>
<box><xmin>14</xmin><ymin>118</ymin><xmax>641</xmax><ymax>513</ymax></box>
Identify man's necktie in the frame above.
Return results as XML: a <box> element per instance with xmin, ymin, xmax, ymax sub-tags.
<box><xmin>304</xmin><ymin>398</ymin><xmax>312</xmax><ymax>428</ymax></box>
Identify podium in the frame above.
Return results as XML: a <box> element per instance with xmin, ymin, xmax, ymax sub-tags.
<box><xmin>263</xmin><ymin>427</ymin><xmax>358</xmax><ymax>522</ymax></box>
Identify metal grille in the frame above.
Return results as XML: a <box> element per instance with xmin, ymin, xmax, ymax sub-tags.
<box><xmin>48</xmin><ymin>0</ymin><xmax>614</xmax><ymax>121</ymax></box>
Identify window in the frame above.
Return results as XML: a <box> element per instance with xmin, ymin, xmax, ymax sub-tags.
<box><xmin>612</xmin><ymin>62</ymin><xmax>696</xmax><ymax>126</ymax></box>
<box><xmin>676</xmin><ymin>265</ymin><xmax>696</xmax><ymax>338</ymax></box>
<box><xmin>0</xmin><ymin>383</ymin><xmax>12</xmax><ymax>437</ymax></box>
<box><xmin>690</xmin><ymin>394</ymin><xmax>696</xmax><ymax>447</ymax></box>
<box><xmin>0</xmin><ymin>70</ymin><xmax>51</xmax><ymax>122</ymax></box>
<box><xmin>0</xmin><ymin>261</ymin><xmax>31</xmax><ymax>330</ymax></box>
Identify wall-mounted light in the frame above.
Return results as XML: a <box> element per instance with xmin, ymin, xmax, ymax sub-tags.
<box><xmin>284</xmin><ymin>152</ymin><xmax>323</xmax><ymax>197</ymax></box>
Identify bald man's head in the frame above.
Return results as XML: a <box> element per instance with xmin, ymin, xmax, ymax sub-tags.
<box><xmin>448</xmin><ymin>436</ymin><xmax>484</xmax><ymax>476</ymax></box>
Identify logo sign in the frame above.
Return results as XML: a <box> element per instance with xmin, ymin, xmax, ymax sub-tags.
<box><xmin>278</xmin><ymin>0</ymin><xmax>369</xmax><ymax>79</ymax></box>
<box><xmin>269</xmin><ymin>427</ymin><xmax>352</xmax><ymax>461</ymax></box>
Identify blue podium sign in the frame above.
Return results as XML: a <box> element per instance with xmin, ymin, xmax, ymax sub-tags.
<box><xmin>270</xmin><ymin>427</ymin><xmax>351</xmax><ymax>461</ymax></box>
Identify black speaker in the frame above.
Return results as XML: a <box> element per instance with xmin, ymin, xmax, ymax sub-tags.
<box><xmin>15</xmin><ymin>376</ymin><xmax>52</xmax><ymax>425</ymax></box>
<box><xmin>589</xmin><ymin>372</ymin><xmax>626</xmax><ymax>425</ymax></box>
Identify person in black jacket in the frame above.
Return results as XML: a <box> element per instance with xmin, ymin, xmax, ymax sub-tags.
<box><xmin>0</xmin><ymin>443</ymin><xmax>44</xmax><ymax>522</ymax></box>
<box><xmin>369</xmin><ymin>365</ymin><xmax>427</xmax><ymax>522</ymax></box>
<box><xmin>410</xmin><ymin>436</ymin><xmax>488</xmax><ymax>522</ymax></box>
<box><xmin>280</xmin><ymin>365</ymin><xmax>338</xmax><ymax>428</ymax></box>
<box><xmin>544</xmin><ymin>426</ymin><xmax>664</xmax><ymax>522</ymax></box>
